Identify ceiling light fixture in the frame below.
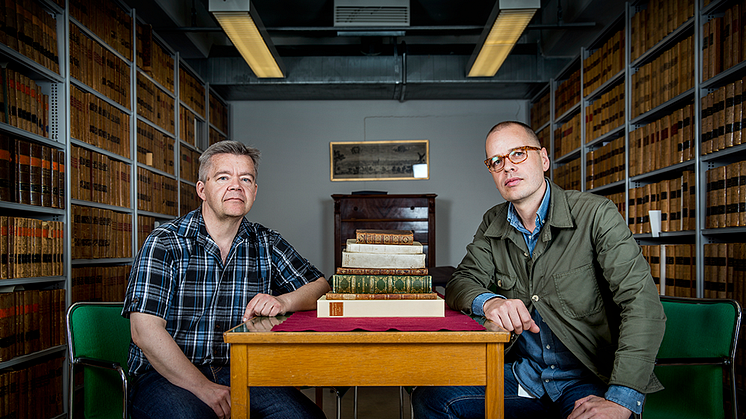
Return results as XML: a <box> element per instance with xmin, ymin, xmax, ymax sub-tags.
<box><xmin>209</xmin><ymin>0</ymin><xmax>285</xmax><ymax>78</ymax></box>
<box><xmin>467</xmin><ymin>0</ymin><xmax>539</xmax><ymax>78</ymax></box>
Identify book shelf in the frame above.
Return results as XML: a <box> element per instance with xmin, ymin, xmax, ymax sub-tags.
<box><xmin>0</xmin><ymin>0</ymin><xmax>230</xmax><ymax>416</ymax></box>
<box><xmin>530</xmin><ymin>0</ymin><xmax>746</xmax><ymax>394</ymax></box>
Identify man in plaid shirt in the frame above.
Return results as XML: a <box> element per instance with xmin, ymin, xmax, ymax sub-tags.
<box><xmin>123</xmin><ymin>141</ymin><xmax>330</xmax><ymax>419</ymax></box>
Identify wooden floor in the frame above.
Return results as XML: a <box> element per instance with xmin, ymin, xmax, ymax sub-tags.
<box><xmin>301</xmin><ymin>386</ymin><xmax>413</xmax><ymax>419</ymax></box>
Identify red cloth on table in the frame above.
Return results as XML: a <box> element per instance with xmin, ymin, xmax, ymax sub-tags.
<box><xmin>271</xmin><ymin>306</ymin><xmax>485</xmax><ymax>332</ymax></box>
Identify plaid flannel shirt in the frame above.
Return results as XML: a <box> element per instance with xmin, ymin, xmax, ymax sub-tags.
<box><xmin>122</xmin><ymin>208</ymin><xmax>323</xmax><ymax>376</ymax></box>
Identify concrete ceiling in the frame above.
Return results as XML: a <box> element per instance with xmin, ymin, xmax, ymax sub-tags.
<box><xmin>124</xmin><ymin>0</ymin><xmax>626</xmax><ymax>101</ymax></box>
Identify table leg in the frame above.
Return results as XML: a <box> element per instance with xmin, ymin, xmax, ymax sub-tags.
<box><xmin>485</xmin><ymin>342</ymin><xmax>504</xmax><ymax>419</ymax></box>
<box><xmin>231</xmin><ymin>345</ymin><xmax>249</xmax><ymax>419</ymax></box>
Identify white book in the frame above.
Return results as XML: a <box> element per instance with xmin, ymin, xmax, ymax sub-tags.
<box><xmin>341</xmin><ymin>251</ymin><xmax>426</xmax><ymax>269</ymax></box>
<box><xmin>316</xmin><ymin>295</ymin><xmax>445</xmax><ymax>317</ymax></box>
<box><xmin>345</xmin><ymin>239</ymin><xmax>423</xmax><ymax>254</ymax></box>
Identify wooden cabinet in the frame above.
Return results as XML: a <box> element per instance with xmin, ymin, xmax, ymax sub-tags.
<box><xmin>332</xmin><ymin>194</ymin><xmax>436</xmax><ymax>269</ymax></box>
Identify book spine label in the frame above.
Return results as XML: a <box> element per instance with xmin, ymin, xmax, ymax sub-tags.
<box><xmin>336</xmin><ymin>267</ymin><xmax>429</xmax><ymax>276</ymax></box>
<box><xmin>355</xmin><ymin>230</ymin><xmax>413</xmax><ymax>245</ymax></box>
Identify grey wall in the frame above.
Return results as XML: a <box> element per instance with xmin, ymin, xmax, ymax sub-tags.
<box><xmin>229</xmin><ymin>99</ymin><xmax>528</xmax><ymax>277</ymax></box>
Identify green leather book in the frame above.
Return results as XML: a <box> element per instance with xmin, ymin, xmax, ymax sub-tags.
<box><xmin>332</xmin><ymin>274</ymin><xmax>432</xmax><ymax>294</ymax></box>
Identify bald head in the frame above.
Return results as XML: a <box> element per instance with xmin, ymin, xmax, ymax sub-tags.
<box><xmin>486</xmin><ymin>121</ymin><xmax>542</xmax><ymax>149</ymax></box>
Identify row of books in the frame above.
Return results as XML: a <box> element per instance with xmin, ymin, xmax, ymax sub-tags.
<box><xmin>555</xmin><ymin>68</ymin><xmax>581</xmax><ymax>117</ymax></box>
<box><xmin>137</xmin><ymin>120</ymin><xmax>175</xmax><ymax>176</ymax></box>
<box><xmin>137</xmin><ymin>167</ymin><xmax>178</xmax><ymax>216</ymax></box>
<box><xmin>586</xmin><ymin>136</ymin><xmax>625</xmax><ymax>190</ymax></box>
<box><xmin>180</xmin><ymin>106</ymin><xmax>199</xmax><ymax>148</ymax></box>
<box><xmin>629</xmin><ymin>104</ymin><xmax>695</xmax><ymax>177</ymax></box>
<box><xmin>628</xmin><ymin>171</ymin><xmax>697</xmax><ymax>234</ymax></box>
<box><xmin>629</xmin><ymin>0</ymin><xmax>694</xmax><ymax>62</ymax></box>
<box><xmin>180</xmin><ymin>181</ymin><xmax>201</xmax><ymax>217</ymax></box>
<box><xmin>71</xmin><ymin>145</ymin><xmax>131</xmax><ymax>208</ymax></box>
<box><xmin>320</xmin><ymin>230</ymin><xmax>442</xmax><ymax>317</ymax></box>
<box><xmin>0</xmin><ymin>289</ymin><xmax>66</xmax><ymax>362</ymax></box>
<box><xmin>179</xmin><ymin>67</ymin><xmax>206</xmax><ymax>118</ymax></box>
<box><xmin>554</xmin><ymin>157</ymin><xmax>581</xmax><ymax>192</ymax></box>
<box><xmin>70</xmin><ymin>265</ymin><xmax>131</xmax><ymax>304</ymax></box>
<box><xmin>137</xmin><ymin>216</ymin><xmax>156</xmax><ymax>250</ymax></box>
<box><xmin>0</xmin><ymin>135</ymin><xmax>65</xmax><ymax>209</ymax></box>
<box><xmin>702</xmin><ymin>2</ymin><xmax>746</xmax><ymax>82</ymax></box>
<box><xmin>209</xmin><ymin>127</ymin><xmax>227</xmax><ymax>148</ymax></box>
<box><xmin>0</xmin><ymin>218</ymin><xmax>63</xmax><ymax>280</ymax></box>
<box><xmin>69</xmin><ymin>0</ymin><xmax>132</xmax><ymax>61</ymax></box>
<box><xmin>0</xmin><ymin>356</ymin><xmax>64</xmax><ymax>419</ymax></box>
<box><xmin>530</xmin><ymin>90</ymin><xmax>550</xmax><ymax>131</ymax></box>
<box><xmin>554</xmin><ymin>112</ymin><xmax>581</xmax><ymax>158</ymax></box>
<box><xmin>641</xmin><ymin>244</ymin><xmax>696</xmax><ymax>297</ymax></box>
<box><xmin>583</xmin><ymin>29</ymin><xmax>625</xmax><ymax>97</ymax></box>
<box><xmin>702</xmin><ymin>243</ymin><xmax>746</xmax><ymax>300</ymax></box>
<box><xmin>0</xmin><ymin>0</ymin><xmax>60</xmax><ymax>73</ymax></box>
<box><xmin>701</xmin><ymin>78</ymin><xmax>745</xmax><ymax>156</ymax></box>
<box><xmin>631</xmin><ymin>35</ymin><xmax>695</xmax><ymax>119</ymax></box>
<box><xmin>70</xmin><ymin>84</ymin><xmax>131</xmax><ymax>159</ymax></box>
<box><xmin>209</xmin><ymin>92</ymin><xmax>229</xmax><ymax>134</ymax></box>
<box><xmin>180</xmin><ymin>144</ymin><xmax>201</xmax><ymax>184</ymax></box>
<box><xmin>69</xmin><ymin>22</ymin><xmax>130</xmax><ymax>108</ymax></box>
<box><xmin>585</xmin><ymin>83</ymin><xmax>624</xmax><ymax>143</ymax></box>
<box><xmin>136</xmin><ymin>72</ymin><xmax>176</xmax><ymax>135</ymax></box>
<box><xmin>705</xmin><ymin>160</ymin><xmax>746</xmax><ymax>229</ymax></box>
<box><xmin>1</xmin><ymin>67</ymin><xmax>50</xmax><ymax>138</ymax></box>
<box><xmin>71</xmin><ymin>205</ymin><xmax>133</xmax><ymax>260</ymax></box>
<box><xmin>136</xmin><ymin>23</ymin><xmax>175</xmax><ymax>93</ymax></box>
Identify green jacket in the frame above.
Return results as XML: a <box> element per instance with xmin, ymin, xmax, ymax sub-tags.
<box><xmin>446</xmin><ymin>180</ymin><xmax>665</xmax><ymax>393</ymax></box>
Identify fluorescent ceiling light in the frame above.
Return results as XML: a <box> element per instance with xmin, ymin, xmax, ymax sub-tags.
<box><xmin>467</xmin><ymin>0</ymin><xmax>539</xmax><ymax>78</ymax></box>
<box><xmin>210</xmin><ymin>0</ymin><xmax>285</xmax><ymax>78</ymax></box>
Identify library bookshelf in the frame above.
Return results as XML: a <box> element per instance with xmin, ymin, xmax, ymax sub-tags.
<box><xmin>0</xmin><ymin>0</ymin><xmax>230</xmax><ymax>417</ymax></box>
<box><xmin>531</xmin><ymin>0</ymin><xmax>746</xmax><ymax>399</ymax></box>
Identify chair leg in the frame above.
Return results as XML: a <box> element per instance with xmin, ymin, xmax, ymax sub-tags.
<box><xmin>353</xmin><ymin>386</ymin><xmax>358</xmax><ymax>419</ymax></box>
<box><xmin>336</xmin><ymin>390</ymin><xmax>342</xmax><ymax>419</ymax></box>
<box><xmin>399</xmin><ymin>386</ymin><xmax>404</xmax><ymax>419</ymax></box>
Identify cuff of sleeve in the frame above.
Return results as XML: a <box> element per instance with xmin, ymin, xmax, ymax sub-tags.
<box><xmin>605</xmin><ymin>385</ymin><xmax>645</xmax><ymax>415</ymax></box>
<box><xmin>471</xmin><ymin>292</ymin><xmax>501</xmax><ymax>317</ymax></box>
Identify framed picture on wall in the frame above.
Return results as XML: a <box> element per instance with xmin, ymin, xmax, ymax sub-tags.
<box><xmin>329</xmin><ymin>140</ymin><xmax>429</xmax><ymax>181</ymax></box>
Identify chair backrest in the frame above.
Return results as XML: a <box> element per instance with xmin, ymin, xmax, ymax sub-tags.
<box><xmin>642</xmin><ymin>296</ymin><xmax>742</xmax><ymax>419</ymax></box>
<box><xmin>67</xmin><ymin>302</ymin><xmax>131</xmax><ymax>419</ymax></box>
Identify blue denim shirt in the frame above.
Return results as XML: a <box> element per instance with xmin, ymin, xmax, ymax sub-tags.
<box><xmin>471</xmin><ymin>180</ymin><xmax>645</xmax><ymax>414</ymax></box>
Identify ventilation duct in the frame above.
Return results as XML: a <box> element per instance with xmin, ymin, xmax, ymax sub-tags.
<box><xmin>334</xmin><ymin>0</ymin><xmax>410</xmax><ymax>27</ymax></box>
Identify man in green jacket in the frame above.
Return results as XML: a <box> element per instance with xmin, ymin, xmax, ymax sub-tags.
<box><xmin>412</xmin><ymin>121</ymin><xmax>665</xmax><ymax>419</ymax></box>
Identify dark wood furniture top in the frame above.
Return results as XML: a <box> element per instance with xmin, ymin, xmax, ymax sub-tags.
<box><xmin>332</xmin><ymin>194</ymin><xmax>437</xmax><ymax>269</ymax></box>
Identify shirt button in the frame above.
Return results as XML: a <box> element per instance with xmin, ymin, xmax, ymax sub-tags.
<box><xmin>550</xmin><ymin>365</ymin><xmax>555</xmax><ymax>369</ymax></box>
<box><xmin>637</xmin><ymin>401</ymin><xmax>642</xmax><ymax>406</ymax></box>
<box><xmin>524</xmin><ymin>252</ymin><xmax>529</xmax><ymax>257</ymax></box>
<box><xmin>532</xmin><ymin>295</ymin><xmax>539</xmax><ymax>302</ymax></box>
<box><xmin>545</xmin><ymin>379</ymin><xmax>550</xmax><ymax>383</ymax></box>
<box><xmin>546</xmin><ymin>345</ymin><xmax>551</xmax><ymax>350</ymax></box>
<box><xmin>497</xmin><ymin>280</ymin><xmax>502</xmax><ymax>287</ymax></box>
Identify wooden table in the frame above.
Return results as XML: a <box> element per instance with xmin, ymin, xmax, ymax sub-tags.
<box><xmin>224</xmin><ymin>315</ymin><xmax>511</xmax><ymax>419</ymax></box>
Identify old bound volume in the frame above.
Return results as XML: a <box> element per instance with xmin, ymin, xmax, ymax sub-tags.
<box><xmin>341</xmin><ymin>250</ymin><xmax>425</xmax><ymax>269</ymax></box>
<box><xmin>332</xmin><ymin>274</ymin><xmax>432</xmax><ymax>294</ymax></box>
<box><xmin>355</xmin><ymin>229</ymin><xmax>413</xmax><ymax>245</ymax></box>
<box><xmin>317</xmin><ymin>295</ymin><xmax>444</xmax><ymax>318</ymax></box>
<box><xmin>336</xmin><ymin>267</ymin><xmax>428</xmax><ymax>276</ymax></box>
<box><xmin>325</xmin><ymin>292</ymin><xmax>437</xmax><ymax>300</ymax></box>
<box><xmin>345</xmin><ymin>239</ymin><xmax>423</xmax><ymax>254</ymax></box>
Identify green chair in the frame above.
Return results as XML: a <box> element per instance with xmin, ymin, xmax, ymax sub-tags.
<box><xmin>641</xmin><ymin>296</ymin><xmax>742</xmax><ymax>419</ymax></box>
<box><xmin>66</xmin><ymin>302</ymin><xmax>131</xmax><ymax>419</ymax></box>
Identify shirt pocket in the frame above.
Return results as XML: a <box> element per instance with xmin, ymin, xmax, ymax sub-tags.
<box><xmin>551</xmin><ymin>263</ymin><xmax>604</xmax><ymax>319</ymax></box>
<box><xmin>493</xmin><ymin>271</ymin><xmax>517</xmax><ymax>297</ymax></box>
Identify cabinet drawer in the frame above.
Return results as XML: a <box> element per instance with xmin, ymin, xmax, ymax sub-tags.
<box><xmin>339</xmin><ymin>197</ymin><xmax>430</xmax><ymax>220</ymax></box>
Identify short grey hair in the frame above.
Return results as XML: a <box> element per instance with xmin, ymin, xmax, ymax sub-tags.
<box><xmin>198</xmin><ymin>140</ymin><xmax>261</xmax><ymax>182</ymax></box>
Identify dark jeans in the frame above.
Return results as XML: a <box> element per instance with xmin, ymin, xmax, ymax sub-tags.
<box><xmin>129</xmin><ymin>365</ymin><xmax>326</xmax><ymax>419</ymax></box>
<box><xmin>411</xmin><ymin>366</ymin><xmax>620</xmax><ymax>419</ymax></box>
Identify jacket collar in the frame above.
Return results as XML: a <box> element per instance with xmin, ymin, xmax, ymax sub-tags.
<box><xmin>484</xmin><ymin>178</ymin><xmax>575</xmax><ymax>240</ymax></box>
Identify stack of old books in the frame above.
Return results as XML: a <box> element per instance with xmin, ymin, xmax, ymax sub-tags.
<box><xmin>318</xmin><ymin>229</ymin><xmax>445</xmax><ymax>317</ymax></box>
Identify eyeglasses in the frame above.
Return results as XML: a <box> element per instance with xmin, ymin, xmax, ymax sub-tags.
<box><xmin>484</xmin><ymin>146</ymin><xmax>542</xmax><ymax>173</ymax></box>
